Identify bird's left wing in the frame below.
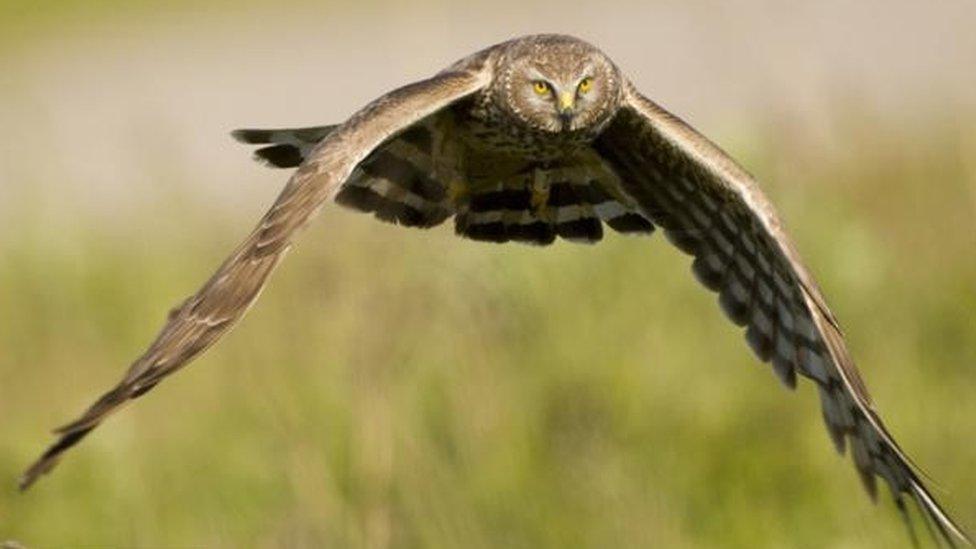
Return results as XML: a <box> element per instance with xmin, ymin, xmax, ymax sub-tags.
<box><xmin>593</xmin><ymin>81</ymin><xmax>971</xmax><ymax>546</ymax></box>
<box><xmin>20</xmin><ymin>62</ymin><xmax>492</xmax><ymax>491</ymax></box>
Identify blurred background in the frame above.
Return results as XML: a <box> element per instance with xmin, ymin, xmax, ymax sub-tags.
<box><xmin>1</xmin><ymin>0</ymin><xmax>975</xmax><ymax>546</ymax></box>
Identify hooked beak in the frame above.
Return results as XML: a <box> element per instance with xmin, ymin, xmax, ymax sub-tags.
<box><xmin>557</xmin><ymin>91</ymin><xmax>575</xmax><ymax>126</ymax></box>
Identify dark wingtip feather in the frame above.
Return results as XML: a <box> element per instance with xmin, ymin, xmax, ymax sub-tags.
<box><xmin>663</xmin><ymin>228</ymin><xmax>701</xmax><ymax>255</ymax></box>
<box><xmin>508</xmin><ymin>221</ymin><xmax>556</xmax><ymax>245</ymax></box>
<box><xmin>555</xmin><ymin>217</ymin><xmax>603</xmax><ymax>243</ymax></box>
<box><xmin>19</xmin><ymin>425</ymin><xmax>96</xmax><ymax>491</ymax></box>
<box><xmin>826</xmin><ymin>423</ymin><xmax>847</xmax><ymax>454</ymax></box>
<box><xmin>771</xmin><ymin>357</ymin><xmax>797</xmax><ymax>389</ymax></box>
<box><xmin>461</xmin><ymin>221</ymin><xmax>511</xmax><ymax>243</ymax></box>
<box><xmin>606</xmin><ymin>213</ymin><xmax>655</xmax><ymax>235</ymax></box>
<box><xmin>718</xmin><ymin>290</ymin><xmax>751</xmax><ymax>326</ymax></box>
<box><xmin>230</xmin><ymin>128</ymin><xmax>275</xmax><ymax>144</ymax></box>
<box><xmin>859</xmin><ymin>466</ymin><xmax>879</xmax><ymax>502</ymax></box>
<box><xmin>253</xmin><ymin>145</ymin><xmax>304</xmax><ymax>169</ymax></box>
<box><xmin>745</xmin><ymin>325</ymin><xmax>774</xmax><ymax>361</ymax></box>
<box><xmin>691</xmin><ymin>256</ymin><xmax>724</xmax><ymax>291</ymax></box>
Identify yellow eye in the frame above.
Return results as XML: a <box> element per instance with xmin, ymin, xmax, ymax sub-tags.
<box><xmin>532</xmin><ymin>81</ymin><xmax>549</xmax><ymax>95</ymax></box>
<box><xmin>578</xmin><ymin>77</ymin><xmax>593</xmax><ymax>94</ymax></box>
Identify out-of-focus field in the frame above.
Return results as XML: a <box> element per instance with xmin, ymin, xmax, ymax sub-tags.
<box><xmin>2</xmin><ymin>2</ymin><xmax>976</xmax><ymax>547</ymax></box>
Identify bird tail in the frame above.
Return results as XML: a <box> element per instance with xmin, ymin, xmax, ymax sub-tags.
<box><xmin>455</xmin><ymin>165</ymin><xmax>654</xmax><ymax>245</ymax></box>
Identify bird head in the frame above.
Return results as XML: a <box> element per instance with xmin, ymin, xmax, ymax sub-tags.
<box><xmin>496</xmin><ymin>34</ymin><xmax>622</xmax><ymax>134</ymax></box>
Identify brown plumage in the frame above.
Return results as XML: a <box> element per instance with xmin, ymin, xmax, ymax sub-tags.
<box><xmin>21</xmin><ymin>34</ymin><xmax>971</xmax><ymax>546</ymax></box>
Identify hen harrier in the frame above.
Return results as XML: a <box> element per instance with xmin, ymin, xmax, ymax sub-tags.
<box><xmin>21</xmin><ymin>34</ymin><xmax>971</xmax><ymax>545</ymax></box>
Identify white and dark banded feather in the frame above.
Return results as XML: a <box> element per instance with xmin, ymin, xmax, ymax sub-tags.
<box><xmin>456</xmin><ymin>181</ymin><xmax>556</xmax><ymax>244</ymax></box>
<box><xmin>237</xmin><ymin>119</ymin><xmax>457</xmax><ymax>229</ymax></box>
<box><xmin>546</xmin><ymin>181</ymin><xmax>604</xmax><ymax>243</ymax></box>
<box><xmin>454</xmin><ymin>161</ymin><xmax>653</xmax><ymax>246</ymax></box>
<box><xmin>594</xmin><ymin>81</ymin><xmax>972</xmax><ymax>546</ymax></box>
<box><xmin>336</xmin><ymin>121</ymin><xmax>454</xmax><ymax>228</ymax></box>
<box><xmin>231</xmin><ymin>125</ymin><xmax>338</xmax><ymax>168</ymax></box>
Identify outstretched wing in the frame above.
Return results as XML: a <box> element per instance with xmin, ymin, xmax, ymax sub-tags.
<box><xmin>593</xmin><ymin>81</ymin><xmax>972</xmax><ymax>546</ymax></box>
<box><xmin>20</xmin><ymin>61</ymin><xmax>493</xmax><ymax>491</ymax></box>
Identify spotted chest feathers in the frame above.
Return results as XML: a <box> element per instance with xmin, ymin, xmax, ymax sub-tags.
<box><xmin>459</xmin><ymin>91</ymin><xmax>600</xmax><ymax>161</ymax></box>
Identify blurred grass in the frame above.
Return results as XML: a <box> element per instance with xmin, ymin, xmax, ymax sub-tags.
<box><xmin>1</xmin><ymin>108</ymin><xmax>975</xmax><ymax>547</ymax></box>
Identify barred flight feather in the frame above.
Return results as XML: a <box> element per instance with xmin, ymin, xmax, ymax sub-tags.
<box><xmin>455</xmin><ymin>175</ymin><xmax>652</xmax><ymax>245</ymax></box>
<box><xmin>231</xmin><ymin>125</ymin><xmax>338</xmax><ymax>168</ymax></box>
<box><xmin>594</xmin><ymin>85</ymin><xmax>972</xmax><ymax>545</ymax></box>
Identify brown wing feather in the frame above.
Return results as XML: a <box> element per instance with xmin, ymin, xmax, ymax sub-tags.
<box><xmin>20</xmin><ymin>61</ymin><xmax>492</xmax><ymax>491</ymax></box>
<box><xmin>594</xmin><ymin>81</ymin><xmax>972</xmax><ymax>546</ymax></box>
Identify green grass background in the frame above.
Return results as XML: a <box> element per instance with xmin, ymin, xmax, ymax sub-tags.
<box><xmin>1</xmin><ymin>4</ymin><xmax>976</xmax><ymax>548</ymax></box>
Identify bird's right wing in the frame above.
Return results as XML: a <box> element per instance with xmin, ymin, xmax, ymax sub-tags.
<box><xmin>20</xmin><ymin>59</ymin><xmax>493</xmax><ymax>491</ymax></box>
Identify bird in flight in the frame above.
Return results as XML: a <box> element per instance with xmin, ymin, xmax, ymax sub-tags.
<box><xmin>21</xmin><ymin>34</ymin><xmax>971</xmax><ymax>545</ymax></box>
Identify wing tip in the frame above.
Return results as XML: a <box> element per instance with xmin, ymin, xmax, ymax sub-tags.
<box><xmin>19</xmin><ymin>449</ymin><xmax>61</xmax><ymax>492</ymax></box>
<box><xmin>230</xmin><ymin>128</ymin><xmax>274</xmax><ymax>144</ymax></box>
<box><xmin>18</xmin><ymin>467</ymin><xmax>44</xmax><ymax>492</ymax></box>
<box><xmin>909</xmin><ymin>478</ymin><xmax>974</xmax><ymax>547</ymax></box>
<box><xmin>252</xmin><ymin>145</ymin><xmax>304</xmax><ymax>169</ymax></box>
<box><xmin>20</xmin><ymin>422</ymin><xmax>100</xmax><ymax>492</ymax></box>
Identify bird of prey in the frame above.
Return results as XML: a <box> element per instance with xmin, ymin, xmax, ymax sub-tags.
<box><xmin>21</xmin><ymin>34</ymin><xmax>971</xmax><ymax>545</ymax></box>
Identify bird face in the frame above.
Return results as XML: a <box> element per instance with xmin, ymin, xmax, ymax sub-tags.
<box><xmin>500</xmin><ymin>45</ymin><xmax>620</xmax><ymax>134</ymax></box>
<box><xmin>526</xmin><ymin>71</ymin><xmax>595</xmax><ymax>130</ymax></box>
